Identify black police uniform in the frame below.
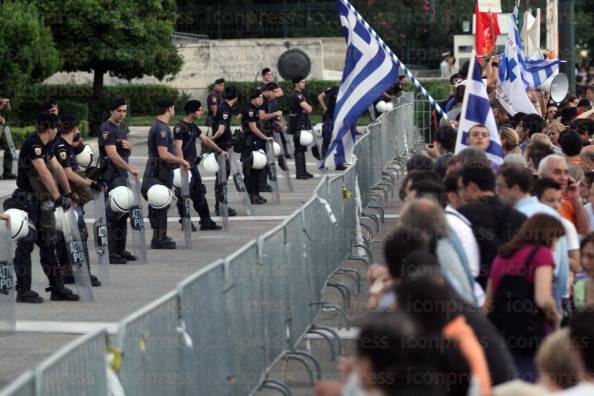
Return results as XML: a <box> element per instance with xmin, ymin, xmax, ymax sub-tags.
<box><xmin>53</xmin><ymin>136</ymin><xmax>99</xmax><ymax>286</ymax></box>
<box><xmin>206</xmin><ymin>90</ymin><xmax>223</xmax><ymax>131</ymax></box>
<box><xmin>322</xmin><ymin>86</ymin><xmax>339</xmax><ymax>157</ymax></box>
<box><xmin>144</xmin><ymin>119</ymin><xmax>175</xmax><ymax>247</ymax></box>
<box><xmin>173</xmin><ymin>120</ymin><xmax>217</xmax><ymax>228</ymax></box>
<box><xmin>212</xmin><ymin>101</ymin><xmax>235</xmax><ymax>215</ymax></box>
<box><xmin>98</xmin><ymin>119</ymin><xmax>132</xmax><ymax>261</ymax></box>
<box><xmin>241</xmin><ymin>104</ymin><xmax>266</xmax><ymax>203</ymax></box>
<box><xmin>11</xmin><ymin>134</ymin><xmax>75</xmax><ymax>301</ymax></box>
<box><xmin>289</xmin><ymin>89</ymin><xmax>313</xmax><ymax>178</ymax></box>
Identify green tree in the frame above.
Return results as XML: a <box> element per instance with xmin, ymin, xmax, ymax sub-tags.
<box><xmin>0</xmin><ymin>1</ymin><xmax>61</xmax><ymax>99</ymax></box>
<box><xmin>35</xmin><ymin>0</ymin><xmax>183</xmax><ymax>131</ymax></box>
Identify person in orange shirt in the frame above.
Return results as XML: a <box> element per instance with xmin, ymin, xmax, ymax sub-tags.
<box><xmin>539</xmin><ymin>154</ymin><xmax>591</xmax><ymax>234</ymax></box>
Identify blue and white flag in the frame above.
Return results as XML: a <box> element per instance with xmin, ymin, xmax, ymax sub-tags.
<box><xmin>496</xmin><ymin>34</ymin><xmax>538</xmax><ymax>115</ymax></box>
<box><xmin>511</xmin><ymin>3</ymin><xmax>561</xmax><ymax>89</ymax></box>
<box><xmin>455</xmin><ymin>54</ymin><xmax>504</xmax><ymax>167</ymax></box>
<box><xmin>323</xmin><ymin>0</ymin><xmax>399</xmax><ymax>168</ymax></box>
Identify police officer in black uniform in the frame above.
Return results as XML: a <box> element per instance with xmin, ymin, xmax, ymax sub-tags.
<box><xmin>206</xmin><ymin>78</ymin><xmax>225</xmax><ymax>130</ymax></box>
<box><xmin>97</xmin><ymin>97</ymin><xmax>139</xmax><ymax>264</ymax></box>
<box><xmin>173</xmin><ymin>100</ymin><xmax>227</xmax><ymax>231</ymax></box>
<box><xmin>53</xmin><ymin>113</ymin><xmax>101</xmax><ymax>286</ymax></box>
<box><xmin>0</xmin><ymin>98</ymin><xmax>16</xmax><ymax>179</ymax></box>
<box><xmin>242</xmin><ymin>90</ymin><xmax>273</xmax><ymax>204</ymax></box>
<box><xmin>212</xmin><ymin>85</ymin><xmax>239</xmax><ymax>216</ymax></box>
<box><xmin>288</xmin><ymin>77</ymin><xmax>314</xmax><ymax>179</ymax></box>
<box><xmin>144</xmin><ymin>98</ymin><xmax>190</xmax><ymax>249</ymax></box>
<box><xmin>10</xmin><ymin>113</ymin><xmax>79</xmax><ymax>303</ymax></box>
<box><xmin>259</xmin><ymin>82</ymin><xmax>289</xmax><ymax>190</ymax></box>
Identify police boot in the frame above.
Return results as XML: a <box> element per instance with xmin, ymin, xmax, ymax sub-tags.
<box><xmin>82</xmin><ymin>239</ymin><xmax>101</xmax><ymax>287</ymax></box>
<box><xmin>118</xmin><ymin>222</ymin><xmax>137</xmax><ymax>261</ymax></box>
<box><xmin>46</xmin><ymin>276</ymin><xmax>80</xmax><ymax>301</ymax></box>
<box><xmin>179</xmin><ymin>218</ymin><xmax>198</xmax><ymax>232</ymax></box>
<box><xmin>151</xmin><ymin>229</ymin><xmax>176</xmax><ymax>249</ymax></box>
<box><xmin>199</xmin><ymin>219</ymin><xmax>222</xmax><ymax>231</ymax></box>
<box><xmin>295</xmin><ymin>152</ymin><xmax>309</xmax><ymax>180</ymax></box>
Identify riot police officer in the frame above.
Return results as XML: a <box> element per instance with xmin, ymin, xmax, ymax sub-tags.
<box><xmin>53</xmin><ymin>113</ymin><xmax>101</xmax><ymax>286</ymax></box>
<box><xmin>97</xmin><ymin>97</ymin><xmax>139</xmax><ymax>264</ymax></box>
<box><xmin>259</xmin><ymin>82</ymin><xmax>289</xmax><ymax>190</ymax></box>
<box><xmin>288</xmin><ymin>77</ymin><xmax>314</xmax><ymax>179</ymax></box>
<box><xmin>0</xmin><ymin>98</ymin><xmax>15</xmax><ymax>179</ymax></box>
<box><xmin>317</xmin><ymin>85</ymin><xmax>347</xmax><ymax>171</ymax></box>
<box><xmin>173</xmin><ymin>100</ymin><xmax>226</xmax><ymax>231</ymax></box>
<box><xmin>206</xmin><ymin>78</ymin><xmax>225</xmax><ymax>130</ymax></box>
<box><xmin>10</xmin><ymin>113</ymin><xmax>79</xmax><ymax>303</ymax></box>
<box><xmin>242</xmin><ymin>90</ymin><xmax>273</xmax><ymax>204</ymax></box>
<box><xmin>144</xmin><ymin>98</ymin><xmax>190</xmax><ymax>249</ymax></box>
<box><xmin>212</xmin><ymin>85</ymin><xmax>239</xmax><ymax>216</ymax></box>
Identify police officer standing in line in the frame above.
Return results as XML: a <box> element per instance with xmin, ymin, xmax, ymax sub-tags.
<box><xmin>289</xmin><ymin>77</ymin><xmax>314</xmax><ymax>179</ymax></box>
<box><xmin>260</xmin><ymin>82</ymin><xmax>288</xmax><ymax>190</ymax></box>
<box><xmin>98</xmin><ymin>97</ymin><xmax>139</xmax><ymax>265</ymax></box>
<box><xmin>145</xmin><ymin>98</ymin><xmax>190</xmax><ymax>249</ymax></box>
<box><xmin>317</xmin><ymin>85</ymin><xmax>347</xmax><ymax>171</ymax></box>
<box><xmin>9</xmin><ymin>113</ymin><xmax>79</xmax><ymax>303</ymax></box>
<box><xmin>242</xmin><ymin>90</ymin><xmax>273</xmax><ymax>204</ymax></box>
<box><xmin>53</xmin><ymin>113</ymin><xmax>101</xmax><ymax>286</ymax></box>
<box><xmin>206</xmin><ymin>78</ymin><xmax>225</xmax><ymax>130</ymax></box>
<box><xmin>212</xmin><ymin>85</ymin><xmax>239</xmax><ymax>216</ymax></box>
<box><xmin>0</xmin><ymin>98</ymin><xmax>16</xmax><ymax>179</ymax></box>
<box><xmin>173</xmin><ymin>100</ymin><xmax>226</xmax><ymax>231</ymax></box>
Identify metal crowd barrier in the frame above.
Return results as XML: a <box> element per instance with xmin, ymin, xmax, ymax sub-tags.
<box><xmin>0</xmin><ymin>101</ymin><xmax>420</xmax><ymax>396</ymax></box>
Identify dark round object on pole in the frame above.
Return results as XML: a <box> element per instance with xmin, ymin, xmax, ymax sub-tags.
<box><xmin>277</xmin><ymin>49</ymin><xmax>311</xmax><ymax>81</ymax></box>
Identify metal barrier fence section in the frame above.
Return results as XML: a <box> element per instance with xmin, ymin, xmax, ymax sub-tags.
<box><xmin>1</xmin><ymin>101</ymin><xmax>417</xmax><ymax>396</ymax></box>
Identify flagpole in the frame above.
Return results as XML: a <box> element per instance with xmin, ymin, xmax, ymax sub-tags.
<box><xmin>340</xmin><ymin>0</ymin><xmax>449</xmax><ymax>121</ymax></box>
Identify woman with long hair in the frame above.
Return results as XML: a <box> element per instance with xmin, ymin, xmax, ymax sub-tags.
<box><xmin>484</xmin><ymin>213</ymin><xmax>565</xmax><ymax>382</ymax></box>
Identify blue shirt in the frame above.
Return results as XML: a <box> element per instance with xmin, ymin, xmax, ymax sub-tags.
<box><xmin>148</xmin><ymin>119</ymin><xmax>175</xmax><ymax>159</ymax></box>
<box><xmin>98</xmin><ymin>119</ymin><xmax>129</xmax><ymax>163</ymax></box>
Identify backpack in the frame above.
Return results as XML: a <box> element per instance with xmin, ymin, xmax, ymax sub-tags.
<box><xmin>488</xmin><ymin>246</ymin><xmax>546</xmax><ymax>353</ymax></box>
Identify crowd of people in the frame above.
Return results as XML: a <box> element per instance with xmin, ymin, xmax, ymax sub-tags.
<box><xmin>314</xmin><ymin>66</ymin><xmax>594</xmax><ymax>395</ymax></box>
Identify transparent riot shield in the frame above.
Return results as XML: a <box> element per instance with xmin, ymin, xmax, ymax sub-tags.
<box><xmin>1</xmin><ymin>125</ymin><xmax>17</xmax><ymax>160</ymax></box>
<box><xmin>265</xmin><ymin>140</ymin><xmax>280</xmax><ymax>204</ymax></box>
<box><xmin>180</xmin><ymin>168</ymin><xmax>192</xmax><ymax>248</ymax></box>
<box><xmin>279</xmin><ymin>117</ymin><xmax>295</xmax><ymax>157</ymax></box>
<box><xmin>92</xmin><ymin>190</ymin><xmax>110</xmax><ymax>284</ymax></box>
<box><xmin>0</xmin><ymin>222</ymin><xmax>16</xmax><ymax>335</ymax></box>
<box><xmin>57</xmin><ymin>208</ymin><xmax>94</xmax><ymax>302</ymax></box>
<box><xmin>228</xmin><ymin>152</ymin><xmax>254</xmax><ymax>216</ymax></box>
<box><xmin>216</xmin><ymin>155</ymin><xmax>229</xmax><ymax>231</ymax></box>
<box><xmin>128</xmin><ymin>176</ymin><xmax>147</xmax><ymax>264</ymax></box>
<box><xmin>273</xmin><ymin>131</ymin><xmax>294</xmax><ymax>193</ymax></box>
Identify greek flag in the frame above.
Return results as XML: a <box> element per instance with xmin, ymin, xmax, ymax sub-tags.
<box><xmin>455</xmin><ymin>55</ymin><xmax>504</xmax><ymax>167</ymax></box>
<box><xmin>512</xmin><ymin>3</ymin><xmax>561</xmax><ymax>88</ymax></box>
<box><xmin>323</xmin><ymin>0</ymin><xmax>399</xmax><ymax>168</ymax></box>
<box><xmin>496</xmin><ymin>34</ymin><xmax>538</xmax><ymax>115</ymax></box>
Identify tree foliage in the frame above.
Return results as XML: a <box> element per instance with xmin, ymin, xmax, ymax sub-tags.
<box><xmin>0</xmin><ymin>1</ymin><xmax>61</xmax><ymax>98</ymax></box>
<box><xmin>35</xmin><ymin>0</ymin><xmax>184</xmax><ymax>96</ymax></box>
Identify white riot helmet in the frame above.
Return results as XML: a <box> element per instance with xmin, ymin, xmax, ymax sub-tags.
<box><xmin>75</xmin><ymin>145</ymin><xmax>94</xmax><ymax>168</ymax></box>
<box><xmin>251</xmin><ymin>150</ymin><xmax>267</xmax><ymax>170</ymax></box>
<box><xmin>200</xmin><ymin>153</ymin><xmax>219</xmax><ymax>174</ymax></box>
<box><xmin>3</xmin><ymin>208</ymin><xmax>29</xmax><ymax>240</ymax></box>
<box><xmin>385</xmin><ymin>102</ymin><xmax>394</xmax><ymax>111</ymax></box>
<box><xmin>272</xmin><ymin>141</ymin><xmax>282</xmax><ymax>157</ymax></box>
<box><xmin>299</xmin><ymin>130</ymin><xmax>314</xmax><ymax>146</ymax></box>
<box><xmin>312</xmin><ymin>123</ymin><xmax>323</xmax><ymax>138</ymax></box>
<box><xmin>147</xmin><ymin>184</ymin><xmax>173</xmax><ymax>209</ymax></box>
<box><xmin>376</xmin><ymin>101</ymin><xmax>389</xmax><ymax>113</ymax></box>
<box><xmin>173</xmin><ymin>168</ymin><xmax>193</xmax><ymax>189</ymax></box>
<box><xmin>109</xmin><ymin>186</ymin><xmax>135</xmax><ymax>213</ymax></box>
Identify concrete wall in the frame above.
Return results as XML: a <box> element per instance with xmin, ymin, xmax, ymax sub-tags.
<box><xmin>44</xmin><ymin>37</ymin><xmax>346</xmax><ymax>99</ymax></box>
